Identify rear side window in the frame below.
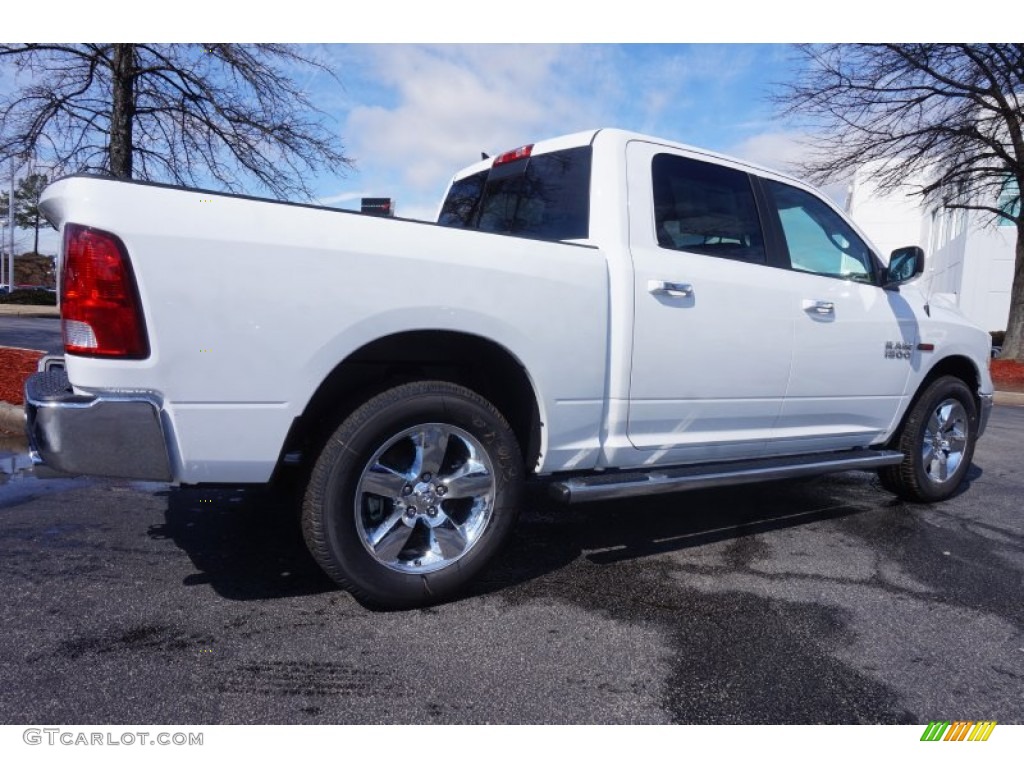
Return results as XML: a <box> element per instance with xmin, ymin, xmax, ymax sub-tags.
<box><xmin>438</xmin><ymin>172</ymin><xmax>486</xmax><ymax>229</ymax></box>
<box><xmin>652</xmin><ymin>154</ymin><xmax>765</xmax><ymax>264</ymax></box>
<box><xmin>437</xmin><ymin>146</ymin><xmax>591</xmax><ymax>241</ymax></box>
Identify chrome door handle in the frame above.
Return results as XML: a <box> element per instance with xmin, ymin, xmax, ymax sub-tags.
<box><xmin>803</xmin><ymin>300</ymin><xmax>835</xmax><ymax>316</ymax></box>
<box><xmin>648</xmin><ymin>280</ymin><xmax>693</xmax><ymax>298</ymax></box>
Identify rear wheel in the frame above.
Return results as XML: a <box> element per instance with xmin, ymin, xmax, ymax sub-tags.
<box><xmin>302</xmin><ymin>381</ymin><xmax>522</xmax><ymax>608</ymax></box>
<box><xmin>878</xmin><ymin>375</ymin><xmax>978</xmax><ymax>502</ymax></box>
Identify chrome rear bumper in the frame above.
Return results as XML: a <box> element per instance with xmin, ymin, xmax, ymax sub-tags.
<box><xmin>25</xmin><ymin>370</ymin><xmax>172</xmax><ymax>481</ymax></box>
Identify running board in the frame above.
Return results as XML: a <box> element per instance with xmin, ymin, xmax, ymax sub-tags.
<box><xmin>547</xmin><ymin>449</ymin><xmax>905</xmax><ymax>504</ymax></box>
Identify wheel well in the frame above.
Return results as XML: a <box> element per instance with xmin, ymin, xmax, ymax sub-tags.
<box><xmin>919</xmin><ymin>355</ymin><xmax>980</xmax><ymax>399</ymax></box>
<box><xmin>886</xmin><ymin>355</ymin><xmax>981</xmax><ymax>447</ymax></box>
<box><xmin>277</xmin><ymin>331</ymin><xmax>542</xmax><ymax>476</ymax></box>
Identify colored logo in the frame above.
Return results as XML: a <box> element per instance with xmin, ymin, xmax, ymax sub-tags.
<box><xmin>920</xmin><ymin>721</ymin><xmax>996</xmax><ymax>742</ymax></box>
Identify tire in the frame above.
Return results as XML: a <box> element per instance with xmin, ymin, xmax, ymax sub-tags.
<box><xmin>302</xmin><ymin>380</ymin><xmax>523</xmax><ymax>609</ymax></box>
<box><xmin>878</xmin><ymin>375</ymin><xmax>978</xmax><ymax>502</ymax></box>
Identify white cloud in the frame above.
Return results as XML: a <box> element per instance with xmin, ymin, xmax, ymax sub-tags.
<box><xmin>315</xmin><ymin>191</ymin><xmax>375</xmax><ymax>207</ymax></box>
<box><xmin>728</xmin><ymin>130</ymin><xmax>850</xmax><ymax>205</ymax></box>
<box><xmin>342</xmin><ymin>45</ymin><xmax>608</xmax><ymax>206</ymax></box>
<box><xmin>728</xmin><ymin>131</ymin><xmax>810</xmax><ymax>173</ymax></box>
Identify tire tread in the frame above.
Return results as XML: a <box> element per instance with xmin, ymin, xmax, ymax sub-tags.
<box><xmin>878</xmin><ymin>375</ymin><xmax>977</xmax><ymax>503</ymax></box>
<box><xmin>301</xmin><ymin>380</ymin><xmax>521</xmax><ymax>608</ymax></box>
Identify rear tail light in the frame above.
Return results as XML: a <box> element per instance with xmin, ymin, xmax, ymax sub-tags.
<box><xmin>61</xmin><ymin>224</ymin><xmax>149</xmax><ymax>358</ymax></box>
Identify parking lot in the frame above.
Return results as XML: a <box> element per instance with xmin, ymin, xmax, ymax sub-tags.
<box><xmin>1</xmin><ymin>407</ymin><xmax>1022</xmax><ymax>724</ymax></box>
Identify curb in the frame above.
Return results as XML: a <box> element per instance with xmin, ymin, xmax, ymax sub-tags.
<box><xmin>0</xmin><ymin>305</ymin><xmax>59</xmax><ymax>318</ymax></box>
<box><xmin>994</xmin><ymin>390</ymin><xmax>1024</xmax><ymax>406</ymax></box>
<box><xmin>0</xmin><ymin>400</ymin><xmax>25</xmax><ymax>433</ymax></box>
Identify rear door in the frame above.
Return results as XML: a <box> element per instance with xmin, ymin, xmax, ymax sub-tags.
<box><xmin>625</xmin><ymin>142</ymin><xmax>795</xmax><ymax>463</ymax></box>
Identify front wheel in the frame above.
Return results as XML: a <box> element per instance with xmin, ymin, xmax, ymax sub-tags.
<box><xmin>878</xmin><ymin>375</ymin><xmax>978</xmax><ymax>502</ymax></box>
<box><xmin>302</xmin><ymin>381</ymin><xmax>523</xmax><ymax>609</ymax></box>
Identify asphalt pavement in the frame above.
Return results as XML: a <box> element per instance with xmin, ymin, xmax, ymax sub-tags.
<box><xmin>0</xmin><ymin>316</ymin><xmax>62</xmax><ymax>354</ymax></box>
<box><xmin>1</xmin><ymin>407</ymin><xmax>1022</xmax><ymax>725</ymax></box>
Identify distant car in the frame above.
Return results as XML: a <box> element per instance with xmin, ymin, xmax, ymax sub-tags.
<box><xmin>0</xmin><ymin>285</ymin><xmax>9</xmax><ymax>294</ymax></box>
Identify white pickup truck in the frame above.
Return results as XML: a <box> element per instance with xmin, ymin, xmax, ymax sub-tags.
<box><xmin>27</xmin><ymin>128</ymin><xmax>994</xmax><ymax>608</ymax></box>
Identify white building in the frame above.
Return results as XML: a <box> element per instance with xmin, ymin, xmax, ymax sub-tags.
<box><xmin>846</xmin><ymin>165</ymin><xmax>1017</xmax><ymax>333</ymax></box>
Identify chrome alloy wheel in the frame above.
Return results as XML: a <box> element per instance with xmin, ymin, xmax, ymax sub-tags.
<box><xmin>353</xmin><ymin>423</ymin><xmax>496</xmax><ymax>574</ymax></box>
<box><xmin>921</xmin><ymin>398</ymin><xmax>968</xmax><ymax>484</ymax></box>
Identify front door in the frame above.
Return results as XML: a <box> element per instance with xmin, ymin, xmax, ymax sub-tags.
<box><xmin>758</xmin><ymin>178</ymin><xmax>916</xmax><ymax>453</ymax></box>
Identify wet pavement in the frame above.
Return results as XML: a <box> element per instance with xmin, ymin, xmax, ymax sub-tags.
<box><xmin>1</xmin><ymin>408</ymin><xmax>1022</xmax><ymax>724</ymax></box>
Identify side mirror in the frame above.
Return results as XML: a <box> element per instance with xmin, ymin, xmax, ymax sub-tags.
<box><xmin>884</xmin><ymin>245</ymin><xmax>925</xmax><ymax>288</ymax></box>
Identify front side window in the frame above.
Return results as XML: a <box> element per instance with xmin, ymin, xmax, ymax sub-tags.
<box><xmin>652</xmin><ymin>154</ymin><xmax>765</xmax><ymax>263</ymax></box>
<box><xmin>765</xmin><ymin>180</ymin><xmax>875</xmax><ymax>282</ymax></box>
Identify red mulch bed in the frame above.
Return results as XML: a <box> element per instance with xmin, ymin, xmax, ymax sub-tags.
<box><xmin>991</xmin><ymin>359</ymin><xmax>1024</xmax><ymax>394</ymax></box>
<box><xmin>0</xmin><ymin>347</ymin><xmax>45</xmax><ymax>405</ymax></box>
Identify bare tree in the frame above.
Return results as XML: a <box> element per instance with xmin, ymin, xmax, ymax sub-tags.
<box><xmin>0</xmin><ymin>172</ymin><xmax>50</xmax><ymax>253</ymax></box>
<box><xmin>778</xmin><ymin>44</ymin><xmax>1024</xmax><ymax>360</ymax></box>
<box><xmin>0</xmin><ymin>44</ymin><xmax>353</xmax><ymax>200</ymax></box>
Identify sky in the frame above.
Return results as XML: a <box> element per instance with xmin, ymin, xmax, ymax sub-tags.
<box><xmin>2</xmin><ymin>42</ymin><xmax>809</xmax><ymax>254</ymax></box>
<box><xmin>315</xmin><ymin>44</ymin><xmax>804</xmax><ymax>221</ymax></box>
<box><xmin>2</xmin><ymin>1</ymin><xmax>977</xmax><ymax>254</ymax></box>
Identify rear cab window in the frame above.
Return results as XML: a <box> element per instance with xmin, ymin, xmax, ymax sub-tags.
<box><xmin>438</xmin><ymin>146</ymin><xmax>592</xmax><ymax>241</ymax></box>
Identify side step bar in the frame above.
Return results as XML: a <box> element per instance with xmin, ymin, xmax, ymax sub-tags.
<box><xmin>548</xmin><ymin>449</ymin><xmax>905</xmax><ymax>504</ymax></box>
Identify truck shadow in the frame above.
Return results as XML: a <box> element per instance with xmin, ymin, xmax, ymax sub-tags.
<box><xmin>565</xmin><ymin>463</ymin><xmax>978</xmax><ymax>564</ymax></box>
<box><xmin>472</xmin><ymin>464</ymin><xmax>984</xmax><ymax>599</ymax></box>
<box><xmin>150</xmin><ymin>484</ymin><xmax>336</xmax><ymax>601</ymax></box>
<box><xmin>471</xmin><ymin>473</ymin><xmax>861</xmax><ymax>593</ymax></box>
<box><xmin>152</xmin><ymin>466</ymin><xmax>982</xmax><ymax>608</ymax></box>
